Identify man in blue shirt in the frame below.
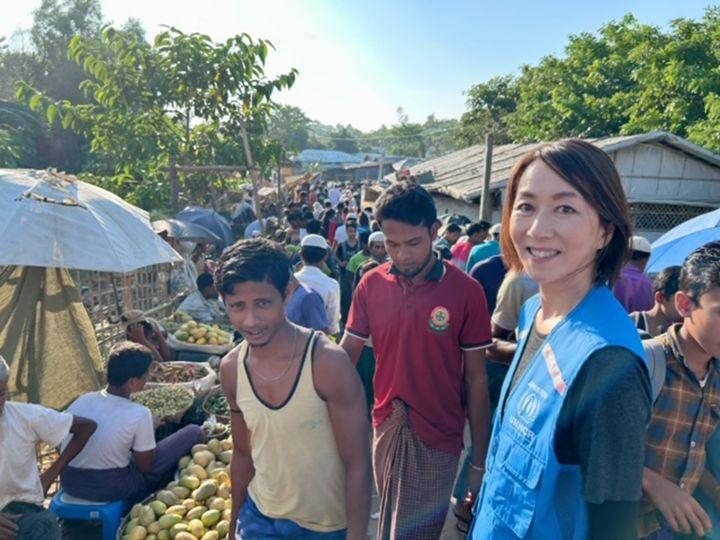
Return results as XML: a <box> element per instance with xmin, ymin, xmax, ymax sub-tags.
<box><xmin>285</xmin><ymin>275</ymin><xmax>330</xmax><ymax>334</ymax></box>
<box><xmin>465</xmin><ymin>223</ymin><xmax>502</xmax><ymax>272</ymax></box>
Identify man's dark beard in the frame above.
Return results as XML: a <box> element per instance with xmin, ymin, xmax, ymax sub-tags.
<box><xmin>395</xmin><ymin>250</ymin><xmax>434</xmax><ymax>279</ymax></box>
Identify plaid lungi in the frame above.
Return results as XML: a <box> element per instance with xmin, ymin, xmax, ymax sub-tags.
<box><xmin>374</xmin><ymin>400</ymin><xmax>459</xmax><ymax>540</ymax></box>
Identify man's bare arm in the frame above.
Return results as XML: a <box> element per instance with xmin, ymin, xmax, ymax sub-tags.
<box><xmin>340</xmin><ymin>332</ymin><xmax>366</xmax><ymax>367</ymax></box>
<box><xmin>219</xmin><ymin>350</ymin><xmax>255</xmax><ymax>533</ymax></box>
<box><xmin>315</xmin><ymin>338</ymin><xmax>371</xmax><ymax>540</ymax></box>
<box><xmin>464</xmin><ymin>348</ymin><xmax>491</xmax><ymax>496</ymax></box>
<box><xmin>40</xmin><ymin>416</ymin><xmax>96</xmax><ymax>495</ymax></box>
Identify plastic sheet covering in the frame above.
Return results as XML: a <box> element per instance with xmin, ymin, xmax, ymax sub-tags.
<box><xmin>0</xmin><ymin>265</ymin><xmax>104</xmax><ymax>409</ymax></box>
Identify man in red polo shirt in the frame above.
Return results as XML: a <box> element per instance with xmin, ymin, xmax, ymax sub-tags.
<box><xmin>341</xmin><ymin>182</ymin><xmax>492</xmax><ymax>539</ymax></box>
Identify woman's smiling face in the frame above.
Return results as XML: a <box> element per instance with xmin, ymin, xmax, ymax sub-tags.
<box><xmin>510</xmin><ymin>160</ymin><xmax>609</xmax><ymax>291</ymax></box>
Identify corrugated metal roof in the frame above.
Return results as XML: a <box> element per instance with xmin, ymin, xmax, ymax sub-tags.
<box><xmin>296</xmin><ymin>149</ymin><xmax>364</xmax><ymax>164</ymax></box>
<box><xmin>410</xmin><ymin>132</ymin><xmax>720</xmax><ymax>202</ymax></box>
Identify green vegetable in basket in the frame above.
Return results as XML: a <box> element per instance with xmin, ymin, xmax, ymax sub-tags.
<box><xmin>131</xmin><ymin>387</ymin><xmax>193</xmax><ymax>418</ymax></box>
<box><xmin>206</xmin><ymin>392</ymin><xmax>229</xmax><ymax>417</ymax></box>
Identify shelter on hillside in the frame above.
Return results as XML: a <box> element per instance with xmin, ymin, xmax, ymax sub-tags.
<box><xmin>293</xmin><ymin>149</ymin><xmax>364</xmax><ymax>171</ymax></box>
<box><xmin>401</xmin><ymin>132</ymin><xmax>720</xmax><ymax>241</ymax></box>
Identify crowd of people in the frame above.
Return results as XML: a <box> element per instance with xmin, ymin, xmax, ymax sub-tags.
<box><xmin>2</xmin><ymin>140</ymin><xmax>720</xmax><ymax>540</ymax></box>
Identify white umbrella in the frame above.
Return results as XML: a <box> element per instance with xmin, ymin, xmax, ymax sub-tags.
<box><xmin>0</xmin><ymin>169</ymin><xmax>182</xmax><ymax>273</ymax></box>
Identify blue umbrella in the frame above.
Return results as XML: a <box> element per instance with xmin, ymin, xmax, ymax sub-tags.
<box><xmin>175</xmin><ymin>206</ymin><xmax>235</xmax><ymax>245</ymax></box>
<box><xmin>647</xmin><ymin>207</ymin><xmax>720</xmax><ymax>273</ymax></box>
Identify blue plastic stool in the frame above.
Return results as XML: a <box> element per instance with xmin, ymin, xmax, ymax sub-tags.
<box><xmin>50</xmin><ymin>489</ymin><xmax>130</xmax><ymax>540</ymax></box>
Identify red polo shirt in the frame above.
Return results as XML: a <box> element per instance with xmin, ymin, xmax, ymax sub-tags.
<box><xmin>346</xmin><ymin>258</ymin><xmax>492</xmax><ymax>454</ymax></box>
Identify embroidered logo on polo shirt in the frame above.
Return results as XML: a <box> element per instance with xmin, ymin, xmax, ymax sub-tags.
<box><xmin>428</xmin><ymin>306</ymin><xmax>451</xmax><ymax>333</ymax></box>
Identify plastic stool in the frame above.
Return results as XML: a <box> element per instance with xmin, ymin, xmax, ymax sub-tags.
<box><xmin>50</xmin><ymin>489</ymin><xmax>130</xmax><ymax>540</ymax></box>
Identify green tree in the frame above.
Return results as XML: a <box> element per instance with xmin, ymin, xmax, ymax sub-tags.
<box><xmin>266</xmin><ymin>104</ymin><xmax>311</xmax><ymax>152</ymax></box>
<box><xmin>0</xmin><ymin>99</ymin><xmax>45</xmax><ymax>166</ymax></box>
<box><xmin>0</xmin><ymin>0</ymin><xmax>106</xmax><ymax>171</ymax></box>
<box><xmin>421</xmin><ymin>114</ymin><xmax>458</xmax><ymax>157</ymax></box>
<box><xmin>455</xmin><ymin>75</ymin><xmax>518</xmax><ymax>146</ymax></box>
<box><xmin>456</xmin><ymin>9</ymin><xmax>720</xmax><ymax>153</ymax></box>
<box><xmin>331</xmin><ymin>125</ymin><xmax>360</xmax><ymax>154</ymax></box>
<box><xmin>18</xmin><ymin>26</ymin><xmax>297</xmax><ymax>209</ymax></box>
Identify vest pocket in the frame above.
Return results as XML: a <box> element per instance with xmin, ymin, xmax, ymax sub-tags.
<box><xmin>487</xmin><ymin>434</ymin><xmax>545</xmax><ymax>538</ymax></box>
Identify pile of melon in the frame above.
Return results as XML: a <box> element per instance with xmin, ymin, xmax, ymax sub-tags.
<box><xmin>119</xmin><ymin>438</ymin><xmax>232</xmax><ymax>540</ymax></box>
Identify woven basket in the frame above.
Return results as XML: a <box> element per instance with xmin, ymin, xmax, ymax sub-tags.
<box><xmin>201</xmin><ymin>385</ymin><xmax>230</xmax><ymax>425</ymax></box>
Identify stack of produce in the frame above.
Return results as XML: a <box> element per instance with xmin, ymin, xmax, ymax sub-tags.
<box><xmin>148</xmin><ymin>363</ymin><xmax>209</xmax><ymax>385</ymax></box>
<box><xmin>174</xmin><ymin>321</ymin><xmax>232</xmax><ymax>347</ymax></box>
<box><xmin>119</xmin><ymin>438</ymin><xmax>233</xmax><ymax>540</ymax></box>
<box><xmin>159</xmin><ymin>311</ymin><xmax>194</xmax><ymax>334</ymax></box>
<box><xmin>204</xmin><ymin>390</ymin><xmax>230</xmax><ymax>419</ymax></box>
<box><xmin>130</xmin><ymin>387</ymin><xmax>194</xmax><ymax>420</ymax></box>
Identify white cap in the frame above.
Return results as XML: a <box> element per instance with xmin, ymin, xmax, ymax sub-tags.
<box><xmin>368</xmin><ymin>231</ymin><xmax>385</xmax><ymax>245</ymax></box>
<box><xmin>301</xmin><ymin>234</ymin><xmax>329</xmax><ymax>249</ymax></box>
<box><xmin>630</xmin><ymin>235</ymin><xmax>652</xmax><ymax>254</ymax></box>
<box><xmin>346</xmin><ymin>213</ymin><xmax>358</xmax><ymax>220</ymax></box>
<box><xmin>490</xmin><ymin>223</ymin><xmax>502</xmax><ymax>235</ymax></box>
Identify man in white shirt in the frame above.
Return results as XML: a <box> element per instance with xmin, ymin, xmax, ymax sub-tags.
<box><xmin>60</xmin><ymin>342</ymin><xmax>204</xmax><ymax>502</ymax></box>
<box><xmin>295</xmin><ymin>234</ymin><xmax>341</xmax><ymax>335</ymax></box>
<box><xmin>177</xmin><ymin>273</ymin><xmax>227</xmax><ymax>323</ymax></box>
<box><xmin>0</xmin><ymin>355</ymin><xmax>96</xmax><ymax>540</ymax></box>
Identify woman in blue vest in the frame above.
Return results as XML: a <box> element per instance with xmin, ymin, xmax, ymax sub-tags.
<box><xmin>469</xmin><ymin>140</ymin><xmax>652</xmax><ymax>540</ymax></box>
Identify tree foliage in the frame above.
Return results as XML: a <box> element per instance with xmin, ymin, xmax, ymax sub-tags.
<box><xmin>0</xmin><ymin>0</ymin><xmax>106</xmax><ymax>170</ymax></box>
<box><xmin>18</xmin><ymin>26</ymin><xmax>297</xmax><ymax>208</ymax></box>
<box><xmin>457</xmin><ymin>9</ymin><xmax>720</xmax><ymax>153</ymax></box>
<box><xmin>266</xmin><ymin>104</ymin><xmax>311</xmax><ymax>152</ymax></box>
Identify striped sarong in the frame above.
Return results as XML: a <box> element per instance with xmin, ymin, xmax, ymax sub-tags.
<box><xmin>373</xmin><ymin>400</ymin><xmax>459</xmax><ymax>540</ymax></box>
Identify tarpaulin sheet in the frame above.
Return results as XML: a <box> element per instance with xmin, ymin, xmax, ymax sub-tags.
<box><xmin>0</xmin><ymin>266</ymin><xmax>104</xmax><ymax>409</ymax></box>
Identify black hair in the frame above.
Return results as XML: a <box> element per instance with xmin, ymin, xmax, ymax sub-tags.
<box><xmin>653</xmin><ymin>265</ymin><xmax>681</xmax><ymax>298</ymax></box>
<box><xmin>502</xmin><ymin>139</ymin><xmax>631</xmax><ymax>286</ymax></box>
<box><xmin>301</xmin><ymin>246</ymin><xmax>328</xmax><ymax>264</ymax></box>
<box><xmin>196</xmin><ymin>273</ymin><xmax>215</xmax><ymax>291</ymax></box>
<box><xmin>306</xmin><ymin>219</ymin><xmax>323</xmax><ymax>235</ymax></box>
<box><xmin>375</xmin><ymin>182</ymin><xmax>437</xmax><ymax>230</ymax></box>
<box><xmin>679</xmin><ymin>241</ymin><xmax>720</xmax><ymax>303</ymax></box>
<box><xmin>215</xmin><ymin>238</ymin><xmax>293</xmax><ymax>298</ymax></box>
<box><xmin>107</xmin><ymin>341</ymin><xmax>153</xmax><ymax>387</ymax></box>
<box><xmin>359</xmin><ymin>230</ymin><xmax>370</xmax><ymax>246</ymax></box>
<box><xmin>630</xmin><ymin>250</ymin><xmax>651</xmax><ymax>263</ymax></box>
<box><xmin>467</xmin><ymin>221</ymin><xmax>490</xmax><ymax>236</ymax></box>
<box><xmin>445</xmin><ymin>223</ymin><xmax>462</xmax><ymax>234</ymax></box>
<box><xmin>324</xmin><ymin>200</ymin><xmax>332</xmax><ymax>208</ymax></box>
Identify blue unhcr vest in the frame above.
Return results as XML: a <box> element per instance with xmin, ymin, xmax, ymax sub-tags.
<box><xmin>470</xmin><ymin>285</ymin><xmax>647</xmax><ymax>539</ymax></box>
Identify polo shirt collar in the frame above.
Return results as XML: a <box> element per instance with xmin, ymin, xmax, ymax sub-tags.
<box><xmin>388</xmin><ymin>253</ymin><xmax>445</xmax><ymax>282</ymax></box>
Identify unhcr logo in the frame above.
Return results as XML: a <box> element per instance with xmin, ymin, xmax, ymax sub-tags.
<box><xmin>518</xmin><ymin>390</ymin><xmax>541</xmax><ymax>423</ymax></box>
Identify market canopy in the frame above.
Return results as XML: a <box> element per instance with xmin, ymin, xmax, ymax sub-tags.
<box><xmin>175</xmin><ymin>206</ymin><xmax>234</xmax><ymax>245</ymax></box>
<box><xmin>0</xmin><ymin>169</ymin><xmax>182</xmax><ymax>273</ymax></box>
<box><xmin>152</xmin><ymin>218</ymin><xmax>223</xmax><ymax>244</ymax></box>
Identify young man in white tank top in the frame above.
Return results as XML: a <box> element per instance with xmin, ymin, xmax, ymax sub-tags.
<box><xmin>217</xmin><ymin>238</ymin><xmax>371</xmax><ymax>540</ymax></box>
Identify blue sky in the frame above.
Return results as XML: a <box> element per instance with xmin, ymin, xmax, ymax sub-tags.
<box><xmin>1</xmin><ymin>0</ymin><xmax>714</xmax><ymax>130</ymax></box>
